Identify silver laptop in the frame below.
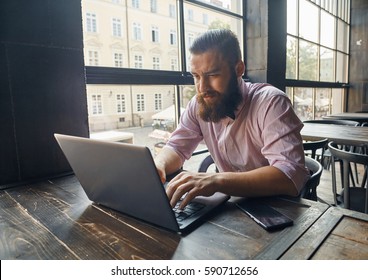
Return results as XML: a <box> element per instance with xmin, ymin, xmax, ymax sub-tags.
<box><xmin>54</xmin><ymin>133</ymin><xmax>229</xmax><ymax>232</ymax></box>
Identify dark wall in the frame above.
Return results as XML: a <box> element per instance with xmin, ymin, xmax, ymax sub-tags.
<box><xmin>245</xmin><ymin>0</ymin><xmax>268</xmax><ymax>83</ymax></box>
<box><xmin>348</xmin><ymin>0</ymin><xmax>368</xmax><ymax>112</ymax></box>
<box><xmin>245</xmin><ymin>0</ymin><xmax>286</xmax><ymax>91</ymax></box>
<box><xmin>0</xmin><ymin>0</ymin><xmax>89</xmax><ymax>188</ymax></box>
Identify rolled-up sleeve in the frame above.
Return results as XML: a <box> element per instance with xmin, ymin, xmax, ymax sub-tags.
<box><xmin>259</xmin><ymin>94</ymin><xmax>310</xmax><ymax>193</ymax></box>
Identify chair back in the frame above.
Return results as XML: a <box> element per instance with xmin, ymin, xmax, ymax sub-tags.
<box><xmin>198</xmin><ymin>154</ymin><xmax>218</xmax><ymax>173</ymax></box>
<box><xmin>301</xmin><ymin>157</ymin><xmax>323</xmax><ymax>201</ymax></box>
<box><xmin>303</xmin><ymin>138</ymin><xmax>328</xmax><ymax>161</ymax></box>
<box><xmin>328</xmin><ymin>141</ymin><xmax>368</xmax><ymax>213</ymax></box>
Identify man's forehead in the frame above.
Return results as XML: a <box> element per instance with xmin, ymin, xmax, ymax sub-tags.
<box><xmin>190</xmin><ymin>51</ymin><xmax>226</xmax><ymax>72</ymax></box>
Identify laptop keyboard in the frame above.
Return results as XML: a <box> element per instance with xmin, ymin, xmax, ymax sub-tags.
<box><xmin>173</xmin><ymin>201</ymin><xmax>205</xmax><ymax>222</ymax></box>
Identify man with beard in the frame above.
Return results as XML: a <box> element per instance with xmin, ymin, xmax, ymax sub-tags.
<box><xmin>154</xmin><ymin>29</ymin><xmax>309</xmax><ymax>209</ymax></box>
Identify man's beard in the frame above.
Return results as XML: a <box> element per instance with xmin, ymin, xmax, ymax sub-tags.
<box><xmin>197</xmin><ymin>73</ymin><xmax>242</xmax><ymax>122</ymax></box>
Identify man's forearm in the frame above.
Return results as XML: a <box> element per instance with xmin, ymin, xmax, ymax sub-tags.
<box><xmin>154</xmin><ymin>146</ymin><xmax>183</xmax><ymax>176</ymax></box>
<box><xmin>215</xmin><ymin>166</ymin><xmax>298</xmax><ymax>197</ymax></box>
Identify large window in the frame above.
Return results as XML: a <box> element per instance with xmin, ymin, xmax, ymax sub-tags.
<box><xmin>82</xmin><ymin>0</ymin><xmax>244</xmax><ymax>170</ymax></box>
<box><xmin>286</xmin><ymin>0</ymin><xmax>350</xmax><ymax>120</ymax></box>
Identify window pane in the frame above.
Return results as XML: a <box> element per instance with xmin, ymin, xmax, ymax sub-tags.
<box><xmin>82</xmin><ymin>0</ymin><xmax>180</xmax><ymax>70</ymax></box>
<box><xmin>286</xmin><ymin>36</ymin><xmax>297</xmax><ymax>79</ymax></box>
<box><xmin>299</xmin><ymin>0</ymin><xmax>319</xmax><ymax>43</ymax></box>
<box><xmin>194</xmin><ymin>0</ymin><xmax>242</xmax><ymax>15</ymax></box>
<box><xmin>285</xmin><ymin>86</ymin><xmax>293</xmax><ymax>101</ymax></box>
<box><xmin>293</xmin><ymin>87</ymin><xmax>313</xmax><ymax>121</ymax></box>
<box><xmin>287</xmin><ymin>0</ymin><xmax>350</xmax><ymax>87</ymax></box>
<box><xmin>320</xmin><ymin>47</ymin><xmax>334</xmax><ymax>82</ymax></box>
<box><xmin>337</xmin><ymin>19</ymin><xmax>349</xmax><ymax>52</ymax></box>
<box><xmin>287</xmin><ymin>87</ymin><xmax>343</xmax><ymax>120</ymax></box>
<box><xmin>299</xmin><ymin>40</ymin><xmax>318</xmax><ymax>81</ymax></box>
<box><xmin>336</xmin><ymin>52</ymin><xmax>348</xmax><ymax>83</ymax></box>
<box><xmin>87</xmin><ymin>85</ymin><xmax>177</xmax><ymax>148</ymax></box>
<box><xmin>184</xmin><ymin>3</ymin><xmax>243</xmax><ymax>71</ymax></box>
<box><xmin>315</xmin><ymin>88</ymin><xmax>331</xmax><ymax>118</ymax></box>
<box><xmin>320</xmin><ymin>10</ymin><xmax>335</xmax><ymax>48</ymax></box>
<box><xmin>287</xmin><ymin>0</ymin><xmax>297</xmax><ymax>36</ymax></box>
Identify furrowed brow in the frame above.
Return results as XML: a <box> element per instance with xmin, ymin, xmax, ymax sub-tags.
<box><xmin>191</xmin><ymin>68</ymin><xmax>221</xmax><ymax>76</ymax></box>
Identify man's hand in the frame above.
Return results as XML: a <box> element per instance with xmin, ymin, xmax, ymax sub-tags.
<box><xmin>154</xmin><ymin>146</ymin><xmax>183</xmax><ymax>184</ymax></box>
<box><xmin>165</xmin><ymin>171</ymin><xmax>220</xmax><ymax>209</ymax></box>
<box><xmin>155</xmin><ymin>162</ymin><xmax>167</xmax><ymax>184</ymax></box>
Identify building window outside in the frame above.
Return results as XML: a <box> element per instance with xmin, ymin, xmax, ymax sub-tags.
<box><xmin>133</xmin><ymin>22</ymin><xmax>142</xmax><ymax>40</ymax></box>
<box><xmin>114</xmin><ymin>53</ymin><xmax>123</xmax><ymax>67</ymax></box>
<box><xmin>152</xmin><ymin>57</ymin><xmax>160</xmax><ymax>70</ymax></box>
<box><xmin>169</xmin><ymin>30</ymin><xmax>177</xmax><ymax>45</ymax></box>
<box><xmin>117</xmin><ymin>94</ymin><xmax>126</xmax><ymax>113</ymax></box>
<box><xmin>132</xmin><ymin>0</ymin><xmax>139</xmax><ymax>9</ymax></box>
<box><xmin>169</xmin><ymin>4</ymin><xmax>176</xmax><ymax>18</ymax></box>
<box><xmin>170</xmin><ymin>58</ymin><xmax>178</xmax><ymax>71</ymax></box>
<box><xmin>86</xmin><ymin>13</ymin><xmax>97</xmax><ymax>33</ymax></box>
<box><xmin>187</xmin><ymin>33</ymin><xmax>194</xmax><ymax>48</ymax></box>
<box><xmin>134</xmin><ymin>55</ymin><xmax>143</xmax><ymax>68</ymax></box>
<box><xmin>154</xmin><ymin>93</ymin><xmax>162</xmax><ymax>111</ymax></box>
<box><xmin>91</xmin><ymin>94</ymin><xmax>103</xmax><ymax>115</ymax></box>
<box><xmin>136</xmin><ymin>94</ymin><xmax>145</xmax><ymax>112</ymax></box>
<box><xmin>88</xmin><ymin>50</ymin><xmax>99</xmax><ymax>66</ymax></box>
<box><xmin>151</xmin><ymin>0</ymin><xmax>157</xmax><ymax>13</ymax></box>
<box><xmin>151</xmin><ymin>26</ymin><xmax>159</xmax><ymax>43</ymax></box>
<box><xmin>112</xmin><ymin>18</ymin><xmax>122</xmax><ymax>37</ymax></box>
<box><xmin>187</xmin><ymin>9</ymin><xmax>194</xmax><ymax>21</ymax></box>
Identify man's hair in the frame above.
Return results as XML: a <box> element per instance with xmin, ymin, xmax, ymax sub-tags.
<box><xmin>189</xmin><ymin>29</ymin><xmax>242</xmax><ymax>68</ymax></box>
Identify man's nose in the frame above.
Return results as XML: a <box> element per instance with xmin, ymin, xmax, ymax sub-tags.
<box><xmin>198</xmin><ymin>76</ymin><xmax>209</xmax><ymax>93</ymax></box>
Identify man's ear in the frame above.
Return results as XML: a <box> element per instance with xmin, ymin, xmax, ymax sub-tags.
<box><xmin>235</xmin><ymin>61</ymin><xmax>245</xmax><ymax>77</ymax></box>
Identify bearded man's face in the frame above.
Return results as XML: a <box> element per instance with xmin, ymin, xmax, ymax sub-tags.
<box><xmin>196</xmin><ymin>70</ymin><xmax>241</xmax><ymax>122</ymax></box>
<box><xmin>190</xmin><ymin>50</ymin><xmax>242</xmax><ymax>122</ymax></box>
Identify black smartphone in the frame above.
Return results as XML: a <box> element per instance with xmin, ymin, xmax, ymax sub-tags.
<box><xmin>236</xmin><ymin>200</ymin><xmax>293</xmax><ymax>231</ymax></box>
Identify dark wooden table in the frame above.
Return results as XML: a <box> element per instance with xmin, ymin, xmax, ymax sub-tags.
<box><xmin>301</xmin><ymin>122</ymin><xmax>368</xmax><ymax>146</ymax></box>
<box><xmin>323</xmin><ymin>112</ymin><xmax>368</xmax><ymax>124</ymax></box>
<box><xmin>0</xmin><ymin>175</ymin><xmax>332</xmax><ymax>260</ymax></box>
<box><xmin>0</xmin><ymin>176</ymin><xmax>327</xmax><ymax>259</ymax></box>
<box><xmin>280</xmin><ymin>206</ymin><xmax>368</xmax><ymax>259</ymax></box>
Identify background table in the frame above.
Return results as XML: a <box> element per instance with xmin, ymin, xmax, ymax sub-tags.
<box><xmin>323</xmin><ymin>112</ymin><xmax>368</xmax><ymax>124</ymax></box>
<box><xmin>301</xmin><ymin>122</ymin><xmax>368</xmax><ymax>146</ymax></box>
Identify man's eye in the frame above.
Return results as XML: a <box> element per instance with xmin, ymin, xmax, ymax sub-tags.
<box><xmin>208</xmin><ymin>73</ymin><xmax>220</xmax><ymax>77</ymax></box>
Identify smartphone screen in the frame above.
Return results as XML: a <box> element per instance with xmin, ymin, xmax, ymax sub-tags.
<box><xmin>236</xmin><ymin>200</ymin><xmax>293</xmax><ymax>231</ymax></box>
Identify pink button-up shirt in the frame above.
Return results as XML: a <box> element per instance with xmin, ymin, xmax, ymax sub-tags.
<box><xmin>166</xmin><ymin>80</ymin><xmax>309</xmax><ymax>192</ymax></box>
